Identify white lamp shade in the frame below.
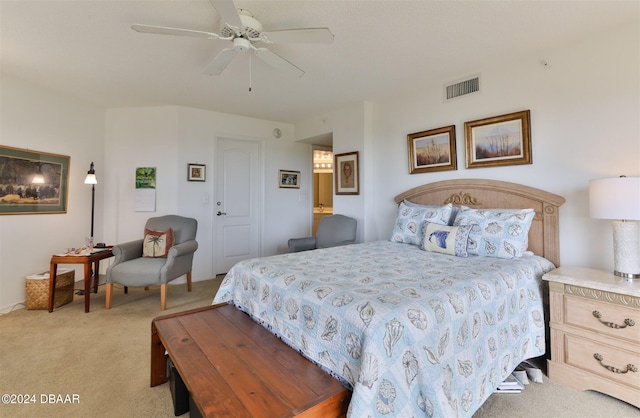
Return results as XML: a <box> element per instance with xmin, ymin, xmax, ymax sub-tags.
<box><xmin>589</xmin><ymin>177</ymin><xmax>640</xmax><ymax>221</ymax></box>
<box><xmin>84</xmin><ymin>173</ymin><xmax>97</xmax><ymax>185</ymax></box>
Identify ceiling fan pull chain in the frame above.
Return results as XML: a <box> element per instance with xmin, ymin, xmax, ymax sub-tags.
<box><xmin>249</xmin><ymin>52</ymin><xmax>252</xmax><ymax>92</ymax></box>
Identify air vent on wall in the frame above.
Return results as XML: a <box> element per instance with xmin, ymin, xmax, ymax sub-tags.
<box><xmin>444</xmin><ymin>75</ymin><xmax>480</xmax><ymax>101</ymax></box>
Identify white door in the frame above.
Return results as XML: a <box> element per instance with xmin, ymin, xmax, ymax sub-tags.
<box><xmin>215</xmin><ymin>138</ymin><xmax>262</xmax><ymax>274</ymax></box>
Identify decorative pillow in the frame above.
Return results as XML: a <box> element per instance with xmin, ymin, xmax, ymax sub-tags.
<box><xmin>419</xmin><ymin>221</ymin><xmax>472</xmax><ymax>257</ymax></box>
<box><xmin>453</xmin><ymin>207</ymin><xmax>535</xmax><ymax>259</ymax></box>
<box><xmin>143</xmin><ymin>228</ymin><xmax>174</xmax><ymax>258</ymax></box>
<box><xmin>390</xmin><ymin>202</ymin><xmax>453</xmax><ymax>246</ymax></box>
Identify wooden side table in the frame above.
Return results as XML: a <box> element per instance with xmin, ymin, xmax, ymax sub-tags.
<box><xmin>49</xmin><ymin>248</ymin><xmax>113</xmax><ymax>313</ymax></box>
<box><xmin>543</xmin><ymin>266</ymin><xmax>640</xmax><ymax>408</ymax></box>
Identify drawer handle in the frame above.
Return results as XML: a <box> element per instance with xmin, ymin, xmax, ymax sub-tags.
<box><xmin>592</xmin><ymin>311</ymin><xmax>635</xmax><ymax>329</ymax></box>
<box><xmin>593</xmin><ymin>353</ymin><xmax>638</xmax><ymax>374</ymax></box>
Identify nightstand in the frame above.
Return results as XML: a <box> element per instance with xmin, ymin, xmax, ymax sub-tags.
<box><xmin>543</xmin><ymin>266</ymin><xmax>640</xmax><ymax>407</ymax></box>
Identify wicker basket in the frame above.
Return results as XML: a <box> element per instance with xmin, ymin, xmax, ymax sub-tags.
<box><xmin>25</xmin><ymin>268</ymin><xmax>75</xmax><ymax>310</ymax></box>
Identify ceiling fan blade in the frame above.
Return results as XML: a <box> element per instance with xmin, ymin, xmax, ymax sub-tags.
<box><xmin>210</xmin><ymin>0</ymin><xmax>242</xmax><ymax>28</ymax></box>
<box><xmin>131</xmin><ymin>24</ymin><xmax>225</xmax><ymax>40</ymax></box>
<box><xmin>254</xmin><ymin>48</ymin><xmax>305</xmax><ymax>78</ymax></box>
<box><xmin>204</xmin><ymin>48</ymin><xmax>239</xmax><ymax>75</ymax></box>
<box><xmin>260</xmin><ymin>28</ymin><xmax>334</xmax><ymax>44</ymax></box>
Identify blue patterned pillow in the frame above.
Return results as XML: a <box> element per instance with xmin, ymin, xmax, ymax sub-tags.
<box><xmin>453</xmin><ymin>207</ymin><xmax>535</xmax><ymax>258</ymax></box>
<box><xmin>390</xmin><ymin>201</ymin><xmax>453</xmax><ymax>246</ymax></box>
<box><xmin>419</xmin><ymin>221</ymin><xmax>472</xmax><ymax>257</ymax></box>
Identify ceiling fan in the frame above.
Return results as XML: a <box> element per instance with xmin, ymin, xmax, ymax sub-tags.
<box><xmin>132</xmin><ymin>0</ymin><xmax>334</xmax><ymax>78</ymax></box>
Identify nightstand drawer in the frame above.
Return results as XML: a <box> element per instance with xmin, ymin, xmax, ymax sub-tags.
<box><xmin>564</xmin><ymin>294</ymin><xmax>640</xmax><ymax>344</ymax></box>
<box><xmin>565</xmin><ymin>333</ymin><xmax>640</xmax><ymax>390</ymax></box>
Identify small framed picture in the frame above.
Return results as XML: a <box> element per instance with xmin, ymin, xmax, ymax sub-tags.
<box><xmin>335</xmin><ymin>151</ymin><xmax>359</xmax><ymax>195</ymax></box>
<box><xmin>407</xmin><ymin>125</ymin><xmax>457</xmax><ymax>174</ymax></box>
<box><xmin>279</xmin><ymin>170</ymin><xmax>300</xmax><ymax>189</ymax></box>
<box><xmin>464</xmin><ymin>110</ymin><xmax>531</xmax><ymax>169</ymax></box>
<box><xmin>188</xmin><ymin>163</ymin><xmax>206</xmax><ymax>182</ymax></box>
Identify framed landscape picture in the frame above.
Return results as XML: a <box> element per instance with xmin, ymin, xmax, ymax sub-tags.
<box><xmin>464</xmin><ymin>110</ymin><xmax>531</xmax><ymax>169</ymax></box>
<box><xmin>407</xmin><ymin>125</ymin><xmax>457</xmax><ymax>174</ymax></box>
<box><xmin>0</xmin><ymin>145</ymin><xmax>70</xmax><ymax>215</ymax></box>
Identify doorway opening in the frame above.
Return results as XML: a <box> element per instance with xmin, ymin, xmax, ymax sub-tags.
<box><xmin>312</xmin><ymin>148</ymin><xmax>333</xmax><ymax>235</ymax></box>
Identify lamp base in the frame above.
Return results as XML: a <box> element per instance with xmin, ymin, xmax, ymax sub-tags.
<box><xmin>614</xmin><ymin>270</ymin><xmax>640</xmax><ymax>280</ymax></box>
<box><xmin>612</xmin><ymin>221</ymin><xmax>640</xmax><ymax>281</ymax></box>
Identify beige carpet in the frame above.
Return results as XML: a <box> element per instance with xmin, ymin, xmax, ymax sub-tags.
<box><xmin>0</xmin><ymin>277</ymin><xmax>638</xmax><ymax>418</ymax></box>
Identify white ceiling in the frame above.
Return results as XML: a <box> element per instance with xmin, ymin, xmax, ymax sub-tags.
<box><xmin>1</xmin><ymin>1</ymin><xmax>637</xmax><ymax>124</ymax></box>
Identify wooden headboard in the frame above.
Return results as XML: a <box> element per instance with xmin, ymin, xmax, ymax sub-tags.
<box><xmin>394</xmin><ymin>179</ymin><xmax>566</xmax><ymax>266</ymax></box>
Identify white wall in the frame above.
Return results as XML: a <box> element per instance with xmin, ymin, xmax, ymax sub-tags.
<box><xmin>0</xmin><ymin>74</ymin><xmax>105</xmax><ymax>312</ymax></box>
<box><xmin>297</xmin><ymin>22</ymin><xmax>640</xmax><ymax>272</ymax></box>
<box><xmin>104</xmin><ymin>106</ymin><xmax>309</xmax><ymax>281</ymax></box>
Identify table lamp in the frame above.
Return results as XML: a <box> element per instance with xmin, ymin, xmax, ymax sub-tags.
<box><xmin>589</xmin><ymin>175</ymin><xmax>640</xmax><ymax>279</ymax></box>
<box><xmin>84</xmin><ymin>162</ymin><xmax>97</xmax><ymax>240</ymax></box>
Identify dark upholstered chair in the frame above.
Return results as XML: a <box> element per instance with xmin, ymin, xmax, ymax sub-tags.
<box><xmin>105</xmin><ymin>215</ymin><xmax>198</xmax><ymax>310</ymax></box>
<box><xmin>288</xmin><ymin>214</ymin><xmax>357</xmax><ymax>253</ymax></box>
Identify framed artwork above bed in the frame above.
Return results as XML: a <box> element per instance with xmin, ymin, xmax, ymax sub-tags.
<box><xmin>464</xmin><ymin>110</ymin><xmax>531</xmax><ymax>169</ymax></box>
<box><xmin>407</xmin><ymin>125</ymin><xmax>457</xmax><ymax>174</ymax></box>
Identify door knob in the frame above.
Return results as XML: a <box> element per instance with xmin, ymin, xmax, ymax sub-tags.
<box><xmin>216</xmin><ymin>211</ymin><xmax>227</xmax><ymax>216</ymax></box>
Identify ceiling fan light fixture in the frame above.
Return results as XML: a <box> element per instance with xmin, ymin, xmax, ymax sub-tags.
<box><xmin>233</xmin><ymin>37</ymin><xmax>251</xmax><ymax>52</ymax></box>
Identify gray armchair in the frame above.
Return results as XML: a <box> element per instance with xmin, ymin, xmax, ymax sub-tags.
<box><xmin>288</xmin><ymin>214</ymin><xmax>357</xmax><ymax>253</ymax></box>
<box><xmin>105</xmin><ymin>215</ymin><xmax>198</xmax><ymax>310</ymax></box>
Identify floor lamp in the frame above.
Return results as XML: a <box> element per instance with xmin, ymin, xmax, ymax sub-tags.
<box><xmin>589</xmin><ymin>175</ymin><xmax>640</xmax><ymax>280</ymax></box>
<box><xmin>84</xmin><ymin>162</ymin><xmax>97</xmax><ymax>244</ymax></box>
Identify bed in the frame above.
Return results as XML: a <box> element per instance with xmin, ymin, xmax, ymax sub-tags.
<box><xmin>213</xmin><ymin>179</ymin><xmax>565</xmax><ymax>417</ymax></box>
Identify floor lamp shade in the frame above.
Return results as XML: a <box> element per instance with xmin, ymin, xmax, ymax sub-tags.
<box><xmin>589</xmin><ymin>176</ymin><xmax>640</xmax><ymax>279</ymax></box>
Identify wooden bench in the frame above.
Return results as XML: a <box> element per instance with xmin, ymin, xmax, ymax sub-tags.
<box><xmin>150</xmin><ymin>304</ymin><xmax>351</xmax><ymax>417</ymax></box>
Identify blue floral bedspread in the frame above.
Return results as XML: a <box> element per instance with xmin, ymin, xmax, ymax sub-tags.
<box><xmin>213</xmin><ymin>241</ymin><xmax>555</xmax><ymax>417</ymax></box>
